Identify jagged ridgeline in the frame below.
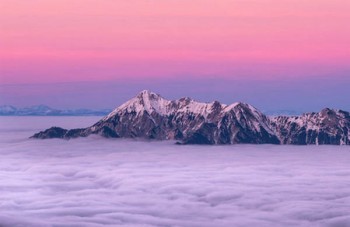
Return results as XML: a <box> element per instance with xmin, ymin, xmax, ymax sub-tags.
<box><xmin>31</xmin><ymin>90</ymin><xmax>350</xmax><ymax>145</ymax></box>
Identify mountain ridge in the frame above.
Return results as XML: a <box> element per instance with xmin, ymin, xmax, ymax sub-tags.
<box><xmin>0</xmin><ymin>105</ymin><xmax>111</xmax><ymax>116</ymax></box>
<box><xmin>31</xmin><ymin>90</ymin><xmax>350</xmax><ymax>145</ymax></box>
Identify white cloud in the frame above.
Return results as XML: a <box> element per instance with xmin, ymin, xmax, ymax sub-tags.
<box><xmin>0</xmin><ymin>117</ymin><xmax>350</xmax><ymax>227</ymax></box>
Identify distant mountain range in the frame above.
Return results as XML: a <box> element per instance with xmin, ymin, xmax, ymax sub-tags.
<box><xmin>0</xmin><ymin>104</ymin><xmax>301</xmax><ymax>117</ymax></box>
<box><xmin>32</xmin><ymin>90</ymin><xmax>350</xmax><ymax>145</ymax></box>
<box><xmin>0</xmin><ymin>105</ymin><xmax>111</xmax><ymax>116</ymax></box>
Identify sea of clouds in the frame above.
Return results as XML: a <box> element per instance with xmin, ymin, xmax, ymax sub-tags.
<box><xmin>0</xmin><ymin>117</ymin><xmax>350</xmax><ymax>227</ymax></box>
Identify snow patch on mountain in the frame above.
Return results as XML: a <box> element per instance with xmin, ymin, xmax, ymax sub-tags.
<box><xmin>105</xmin><ymin>90</ymin><xmax>229</xmax><ymax>120</ymax></box>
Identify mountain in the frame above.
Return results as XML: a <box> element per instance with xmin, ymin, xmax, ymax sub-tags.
<box><xmin>263</xmin><ymin>110</ymin><xmax>303</xmax><ymax>116</ymax></box>
<box><xmin>31</xmin><ymin>90</ymin><xmax>350</xmax><ymax>145</ymax></box>
<box><xmin>0</xmin><ymin>105</ymin><xmax>111</xmax><ymax>116</ymax></box>
<box><xmin>0</xmin><ymin>105</ymin><xmax>17</xmax><ymax>115</ymax></box>
<box><xmin>271</xmin><ymin>108</ymin><xmax>350</xmax><ymax>145</ymax></box>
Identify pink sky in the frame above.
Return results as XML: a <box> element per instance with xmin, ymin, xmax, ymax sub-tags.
<box><xmin>1</xmin><ymin>0</ymin><xmax>350</xmax><ymax>84</ymax></box>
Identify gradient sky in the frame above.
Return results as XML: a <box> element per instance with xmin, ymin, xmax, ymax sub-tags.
<box><xmin>0</xmin><ymin>0</ymin><xmax>349</xmax><ymax>111</ymax></box>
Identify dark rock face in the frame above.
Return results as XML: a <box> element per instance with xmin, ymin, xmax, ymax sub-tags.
<box><xmin>31</xmin><ymin>127</ymin><xmax>85</xmax><ymax>139</ymax></box>
<box><xmin>31</xmin><ymin>127</ymin><xmax>68</xmax><ymax>139</ymax></box>
<box><xmin>31</xmin><ymin>90</ymin><xmax>350</xmax><ymax>145</ymax></box>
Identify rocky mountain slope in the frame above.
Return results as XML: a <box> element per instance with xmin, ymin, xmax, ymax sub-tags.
<box><xmin>271</xmin><ymin>108</ymin><xmax>350</xmax><ymax>145</ymax></box>
<box><xmin>31</xmin><ymin>90</ymin><xmax>350</xmax><ymax>145</ymax></box>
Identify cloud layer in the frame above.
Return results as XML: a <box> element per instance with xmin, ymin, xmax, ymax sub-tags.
<box><xmin>1</xmin><ymin>117</ymin><xmax>350</xmax><ymax>227</ymax></box>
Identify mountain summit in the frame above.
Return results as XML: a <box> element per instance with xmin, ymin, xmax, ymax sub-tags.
<box><xmin>31</xmin><ymin>90</ymin><xmax>350</xmax><ymax>145</ymax></box>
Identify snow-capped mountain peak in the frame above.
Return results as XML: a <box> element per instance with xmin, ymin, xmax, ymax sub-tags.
<box><xmin>104</xmin><ymin>90</ymin><xmax>171</xmax><ymax>120</ymax></box>
<box><xmin>133</xmin><ymin>90</ymin><xmax>164</xmax><ymax>104</ymax></box>
<box><xmin>0</xmin><ymin>105</ymin><xmax>17</xmax><ymax>114</ymax></box>
<box><xmin>105</xmin><ymin>91</ymin><xmax>228</xmax><ymax>119</ymax></box>
<box><xmin>32</xmin><ymin>91</ymin><xmax>350</xmax><ymax>145</ymax></box>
